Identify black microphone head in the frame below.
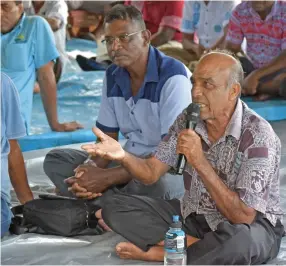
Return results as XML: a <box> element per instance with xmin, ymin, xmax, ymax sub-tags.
<box><xmin>186</xmin><ymin>103</ymin><xmax>200</xmax><ymax>122</ymax></box>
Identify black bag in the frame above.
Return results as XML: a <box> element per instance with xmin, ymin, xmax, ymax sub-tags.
<box><xmin>9</xmin><ymin>195</ymin><xmax>102</xmax><ymax>237</ymax></box>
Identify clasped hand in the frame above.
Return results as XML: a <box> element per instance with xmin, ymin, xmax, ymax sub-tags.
<box><xmin>65</xmin><ymin>164</ymin><xmax>109</xmax><ymax>199</ymax></box>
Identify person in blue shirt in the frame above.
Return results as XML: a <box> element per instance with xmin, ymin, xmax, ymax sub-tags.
<box><xmin>1</xmin><ymin>73</ymin><xmax>34</xmax><ymax>237</ymax></box>
<box><xmin>1</xmin><ymin>1</ymin><xmax>82</xmax><ymax>133</ymax></box>
<box><xmin>43</xmin><ymin>4</ymin><xmax>192</xmax><ymax>231</ymax></box>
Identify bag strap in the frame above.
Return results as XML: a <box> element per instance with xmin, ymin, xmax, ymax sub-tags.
<box><xmin>10</xmin><ymin>205</ymin><xmax>39</xmax><ymax>235</ymax></box>
<box><xmin>9</xmin><ymin>216</ymin><xmax>39</xmax><ymax>235</ymax></box>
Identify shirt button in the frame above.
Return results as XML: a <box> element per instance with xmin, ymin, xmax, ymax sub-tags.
<box><xmin>132</xmin><ymin>143</ymin><xmax>135</xmax><ymax>147</ymax></box>
<box><xmin>131</xmin><ymin>111</ymin><xmax>134</xmax><ymax>115</ymax></box>
<box><xmin>205</xmin><ymin>22</ymin><xmax>208</xmax><ymax>25</ymax></box>
<box><xmin>139</xmin><ymin>130</ymin><xmax>142</xmax><ymax>133</ymax></box>
<box><xmin>201</xmin><ymin>188</ymin><xmax>207</xmax><ymax>193</ymax></box>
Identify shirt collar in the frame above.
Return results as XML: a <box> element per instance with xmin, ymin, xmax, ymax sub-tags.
<box><xmin>249</xmin><ymin>0</ymin><xmax>279</xmax><ymax>21</ymax></box>
<box><xmin>17</xmin><ymin>13</ymin><xmax>26</xmax><ymax>28</ymax></box>
<box><xmin>112</xmin><ymin>46</ymin><xmax>159</xmax><ymax>100</ymax></box>
<box><xmin>224</xmin><ymin>99</ymin><xmax>243</xmax><ymax>141</ymax></box>
<box><xmin>195</xmin><ymin>99</ymin><xmax>243</xmax><ymax>144</ymax></box>
<box><xmin>144</xmin><ymin>46</ymin><xmax>159</xmax><ymax>83</ymax></box>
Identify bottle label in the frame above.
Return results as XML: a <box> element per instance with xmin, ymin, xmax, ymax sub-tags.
<box><xmin>165</xmin><ymin>232</ymin><xmax>185</xmax><ymax>252</ymax></box>
<box><xmin>176</xmin><ymin>236</ymin><xmax>185</xmax><ymax>250</ymax></box>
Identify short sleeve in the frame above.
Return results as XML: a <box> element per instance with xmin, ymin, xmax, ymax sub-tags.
<box><xmin>159</xmin><ymin>75</ymin><xmax>192</xmax><ymax>137</ymax></box>
<box><xmin>181</xmin><ymin>1</ymin><xmax>196</xmax><ymax>34</ymax></box>
<box><xmin>155</xmin><ymin>111</ymin><xmax>187</xmax><ymax>169</ymax></box>
<box><xmin>222</xmin><ymin>1</ymin><xmax>239</xmax><ymax>28</ymax></box>
<box><xmin>225</xmin><ymin>8</ymin><xmax>244</xmax><ymax>45</ymax></box>
<box><xmin>159</xmin><ymin>1</ymin><xmax>184</xmax><ymax>31</ymax></box>
<box><xmin>46</xmin><ymin>0</ymin><xmax>68</xmax><ymax>27</ymax></box>
<box><xmin>95</xmin><ymin>76</ymin><xmax>119</xmax><ymax>133</ymax></box>
<box><xmin>235</xmin><ymin>128</ymin><xmax>281</xmax><ymax>214</ymax></box>
<box><xmin>34</xmin><ymin>17</ymin><xmax>59</xmax><ymax>69</ymax></box>
<box><xmin>1</xmin><ymin>73</ymin><xmax>26</xmax><ymax>139</ymax></box>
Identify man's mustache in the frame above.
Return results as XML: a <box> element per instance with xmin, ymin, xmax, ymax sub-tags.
<box><xmin>111</xmin><ymin>52</ymin><xmax>125</xmax><ymax>58</ymax></box>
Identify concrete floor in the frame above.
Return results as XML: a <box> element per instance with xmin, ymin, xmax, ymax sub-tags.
<box><xmin>271</xmin><ymin>120</ymin><xmax>286</xmax><ymax>167</ymax></box>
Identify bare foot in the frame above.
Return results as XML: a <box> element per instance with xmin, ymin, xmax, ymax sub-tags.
<box><xmin>116</xmin><ymin>242</ymin><xmax>149</xmax><ymax>260</ymax></box>
<box><xmin>95</xmin><ymin>209</ymin><xmax>112</xmax><ymax>232</ymax></box>
<box><xmin>116</xmin><ymin>242</ymin><xmax>164</xmax><ymax>261</ymax></box>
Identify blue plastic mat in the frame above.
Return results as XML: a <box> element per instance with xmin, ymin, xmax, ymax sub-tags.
<box><xmin>18</xmin><ymin>38</ymin><xmax>286</xmax><ymax>152</ymax></box>
<box><xmin>66</xmin><ymin>38</ymin><xmax>97</xmax><ymax>52</ymax></box>
<box><xmin>20</xmin><ymin>70</ymin><xmax>105</xmax><ymax>151</ymax></box>
<box><xmin>243</xmin><ymin>97</ymin><xmax>286</xmax><ymax>121</ymax></box>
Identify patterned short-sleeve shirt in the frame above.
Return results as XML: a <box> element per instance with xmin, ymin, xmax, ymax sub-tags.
<box><xmin>226</xmin><ymin>0</ymin><xmax>286</xmax><ymax>69</ymax></box>
<box><xmin>155</xmin><ymin>100</ymin><xmax>283</xmax><ymax>230</ymax></box>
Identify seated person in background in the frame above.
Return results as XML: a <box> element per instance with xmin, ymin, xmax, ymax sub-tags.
<box><xmin>225</xmin><ymin>0</ymin><xmax>286</xmax><ymax>101</ymax></box>
<box><xmin>68</xmin><ymin>1</ymin><xmax>123</xmax><ymax>71</ymax></box>
<box><xmin>67</xmin><ymin>0</ymin><xmax>113</xmax><ymax>13</ymax></box>
<box><xmin>77</xmin><ymin>1</ymin><xmax>184</xmax><ymax>72</ymax></box>
<box><xmin>67</xmin><ymin>0</ymin><xmax>118</xmax><ymax>41</ymax></box>
<box><xmin>1</xmin><ymin>1</ymin><xmax>82</xmax><ymax>133</ymax></box>
<box><xmin>82</xmin><ymin>51</ymin><xmax>285</xmax><ymax>264</ymax></box>
<box><xmin>158</xmin><ymin>0</ymin><xmax>238</xmax><ymax>69</ymax></box>
<box><xmin>25</xmin><ymin>0</ymin><xmax>69</xmax><ymax>80</ymax></box>
<box><xmin>44</xmin><ymin>5</ymin><xmax>192</xmax><ymax>228</ymax></box>
<box><xmin>1</xmin><ymin>73</ymin><xmax>34</xmax><ymax>237</ymax></box>
<box><xmin>125</xmin><ymin>1</ymin><xmax>184</xmax><ymax>48</ymax></box>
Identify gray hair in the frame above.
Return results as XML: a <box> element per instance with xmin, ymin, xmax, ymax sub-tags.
<box><xmin>104</xmin><ymin>4</ymin><xmax>146</xmax><ymax>30</ymax></box>
<box><xmin>227</xmin><ymin>57</ymin><xmax>244</xmax><ymax>90</ymax></box>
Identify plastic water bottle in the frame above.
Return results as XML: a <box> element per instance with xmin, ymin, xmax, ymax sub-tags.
<box><xmin>164</xmin><ymin>215</ymin><xmax>186</xmax><ymax>265</ymax></box>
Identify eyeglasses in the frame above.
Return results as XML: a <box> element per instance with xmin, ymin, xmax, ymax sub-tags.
<box><xmin>102</xmin><ymin>30</ymin><xmax>144</xmax><ymax>46</ymax></box>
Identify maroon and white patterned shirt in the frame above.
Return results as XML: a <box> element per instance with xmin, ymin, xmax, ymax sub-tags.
<box><xmin>155</xmin><ymin>100</ymin><xmax>283</xmax><ymax>230</ymax></box>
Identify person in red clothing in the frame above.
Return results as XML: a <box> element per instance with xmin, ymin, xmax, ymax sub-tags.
<box><xmin>125</xmin><ymin>1</ymin><xmax>184</xmax><ymax>47</ymax></box>
<box><xmin>77</xmin><ymin>1</ymin><xmax>185</xmax><ymax>72</ymax></box>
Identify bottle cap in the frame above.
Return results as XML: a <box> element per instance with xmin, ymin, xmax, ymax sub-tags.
<box><xmin>171</xmin><ymin>215</ymin><xmax>182</xmax><ymax>228</ymax></box>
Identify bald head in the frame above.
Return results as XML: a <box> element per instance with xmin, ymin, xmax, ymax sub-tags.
<box><xmin>198</xmin><ymin>51</ymin><xmax>244</xmax><ymax>90</ymax></box>
<box><xmin>191</xmin><ymin>50</ymin><xmax>243</xmax><ymax>122</ymax></box>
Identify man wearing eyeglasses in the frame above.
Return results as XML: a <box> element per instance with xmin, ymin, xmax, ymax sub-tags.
<box><xmin>44</xmin><ymin>4</ymin><xmax>192</xmax><ymax>229</ymax></box>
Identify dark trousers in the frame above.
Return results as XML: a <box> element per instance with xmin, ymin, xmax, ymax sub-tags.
<box><xmin>43</xmin><ymin>148</ymin><xmax>185</xmax><ymax>200</ymax></box>
<box><xmin>102</xmin><ymin>193</ymin><xmax>285</xmax><ymax>265</ymax></box>
<box><xmin>238</xmin><ymin>56</ymin><xmax>286</xmax><ymax>98</ymax></box>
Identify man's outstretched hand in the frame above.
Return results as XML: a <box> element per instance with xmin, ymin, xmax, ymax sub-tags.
<box><xmin>81</xmin><ymin>127</ymin><xmax>125</xmax><ymax>161</ymax></box>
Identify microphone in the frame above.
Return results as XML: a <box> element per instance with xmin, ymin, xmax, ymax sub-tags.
<box><xmin>176</xmin><ymin>103</ymin><xmax>200</xmax><ymax>175</ymax></box>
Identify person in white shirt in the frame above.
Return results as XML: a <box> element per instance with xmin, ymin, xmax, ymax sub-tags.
<box><xmin>25</xmin><ymin>0</ymin><xmax>69</xmax><ymax>77</ymax></box>
<box><xmin>159</xmin><ymin>0</ymin><xmax>239</xmax><ymax>69</ymax></box>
